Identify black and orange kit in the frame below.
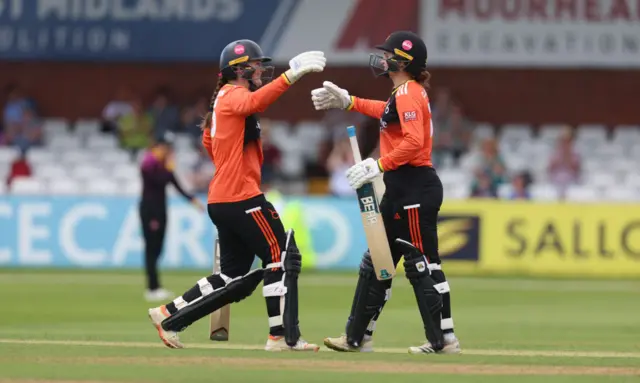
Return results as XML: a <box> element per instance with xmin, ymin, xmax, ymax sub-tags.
<box><xmin>343</xmin><ymin>80</ymin><xmax>454</xmax><ymax>348</ymax></box>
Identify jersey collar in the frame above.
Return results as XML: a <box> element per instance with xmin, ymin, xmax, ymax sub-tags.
<box><xmin>391</xmin><ymin>79</ymin><xmax>416</xmax><ymax>95</ymax></box>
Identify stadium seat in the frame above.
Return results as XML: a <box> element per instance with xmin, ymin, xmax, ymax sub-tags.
<box><xmin>612</xmin><ymin>125</ymin><xmax>640</xmax><ymax>148</ymax></box>
<box><xmin>538</xmin><ymin>124</ymin><xmax>567</xmax><ymax>143</ymax></box>
<box><xmin>529</xmin><ymin>184</ymin><xmax>560</xmax><ymax>201</ymax></box>
<box><xmin>173</xmin><ymin>134</ymin><xmax>193</xmax><ymax>151</ymax></box>
<box><xmin>565</xmin><ymin>185</ymin><xmax>600</xmax><ymax>202</ymax></box>
<box><xmin>586</xmin><ymin>172</ymin><xmax>618</xmax><ymax>187</ymax></box>
<box><xmin>472</xmin><ymin>123</ymin><xmax>495</xmax><ymax>142</ymax></box>
<box><xmin>43</xmin><ymin>118</ymin><xmax>69</xmax><ymax>135</ymax></box>
<box><xmin>73</xmin><ymin>164</ymin><xmax>107</xmax><ymax>180</ymax></box>
<box><xmin>111</xmin><ymin>164</ymin><xmax>140</xmax><ymax>181</ymax></box>
<box><xmin>49</xmin><ymin>178</ymin><xmax>82</xmax><ymax>195</ymax></box>
<box><xmin>497</xmin><ymin>183</ymin><xmax>513</xmax><ymax>199</ymax></box>
<box><xmin>120</xmin><ymin>179</ymin><xmax>142</xmax><ymax>196</ymax></box>
<box><xmin>0</xmin><ymin>147</ymin><xmax>18</xmax><ymax>163</ymax></box>
<box><xmin>85</xmin><ymin>179</ymin><xmax>120</xmax><ymax>195</ymax></box>
<box><xmin>606</xmin><ymin>187</ymin><xmax>640</xmax><ymax>202</ymax></box>
<box><xmin>49</xmin><ymin>134</ymin><xmax>82</xmax><ymax>150</ymax></box>
<box><xmin>86</xmin><ymin>135</ymin><xmax>118</xmax><ymax>150</ymax></box>
<box><xmin>61</xmin><ymin>150</ymin><xmax>93</xmax><ymax>164</ymax></box>
<box><xmin>499</xmin><ymin>124</ymin><xmax>533</xmax><ymax>146</ymax></box>
<box><xmin>74</xmin><ymin>119</ymin><xmax>101</xmax><ymax>135</ymax></box>
<box><xmin>26</xmin><ymin>148</ymin><xmax>56</xmax><ymax>164</ymax></box>
<box><xmin>625</xmin><ymin>172</ymin><xmax>640</xmax><ymax>188</ymax></box>
<box><xmin>445</xmin><ymin>184</ymin><xmax>470</xmax><ymax>200</ymax></box>
<box><xmin>10</xmin><ymin>178</ymin><xmax>45</xmax><ymax>195</ymax></box>
<box><xmin>99</xmin><ymin>150</ymin><xmax>130</xmax><ymax>165</ymax></box>
<box><xmin>35</xmin><ymin>164</ymin><xmax>68</xmax><ymax>180</ymax></box>
<box><xmin>439</xmin><ymin>170</ymin><xmax>469</xmax><ymax>186</ymax></box>
<box><xmin>576</xmin><ymin>124</ymin><xmax>607</xmax><ymax>142</ymax></box>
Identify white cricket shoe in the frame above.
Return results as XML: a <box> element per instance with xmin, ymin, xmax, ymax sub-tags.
<box><xmin>148</xmin><ymin>305</ymin><xmax>183</xmax><ymax>349</ymax></box>
<box><xmin>145</xmin><ymin>288</ymin><xmax>174</xmax><ymax>302</ymax></box>
<box><xmin>265</xmin><ymin>335</ymin><xmax>320</xmax><ymax>352</ymax></box>
<box><xmin>323</xmin><ymin>334</ymin><xmax>374</xmax><ymax>352</ymax></box>
<box><xmin>408</xmin><ymin>334</ymin><xmax>461</xmax><ymax>354</ymax></box>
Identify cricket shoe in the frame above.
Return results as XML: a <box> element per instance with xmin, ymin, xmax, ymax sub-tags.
<box><xmin>264</xmin><ymin>335</ymin><xmax>320</xmax><ymax>352</ymax></box>
<box><xmin>145</xmin><ymin>288</ymin><xmax>174</xmax><ymax>302</ymax></box>
<box><xmin>148</xmin><ymin>305</ymin><xmax>184</xmax><ymax>349</ymax></box>
<box><xmin>408</xmin><ymin>334</ymin><xmax>461</xmax><ymax>355</ymax></box>
<box><xmin>323</xmin><ymin>334</ymin><xmax>374</xmax><ymax>352</ymax></box>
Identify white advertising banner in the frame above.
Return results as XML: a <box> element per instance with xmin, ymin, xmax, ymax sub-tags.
<box><xmin>421</xmin><ymin>0</ymin><xmax>640</xmax><ymax>67</ymax></box>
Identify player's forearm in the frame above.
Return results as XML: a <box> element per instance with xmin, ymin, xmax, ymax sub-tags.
<box><xmin>239</xmin><ymin>75</ymin><xmax>290</xmax><ymax>114</ymax></box>
<box><xmin>350</xmin><ymin>97</ymin><xmax>386</xmax><ymax>119</ymax></box>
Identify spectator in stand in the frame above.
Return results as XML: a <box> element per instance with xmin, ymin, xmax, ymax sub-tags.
<box><xmin>548</xmin><ymin>127</ymin><xmax>581</xmax><ymax>199</ymax></box>
<box><xmin>3</xmin><ymin>85</ymin><xmax>32</xmax><ymax>127</ymax></box>
<box><xmin>326</xmin><ymin>139</ymin><xmax>356</xmax><ymax>197</ymax></box>
<box><xmin>102</xmin><ymin>86</ymin><xmax>133</xmax><ymax>133</ymax></box>
<box><xmin>149</xmin><ymin>88</ymin><xmax>180</xmax><ymax>141</ymax></box>
<box><xmin>508</xmin><ymin>171</ymin><xmax>532</xmax><ymax>200</ymax></box>
<box><xmin>6</xmin><ymin>148</ymin><xmax>32</xmax><ymax>189</ymax></box>
<box><xmin>470</xmin><ymin>171</ymin><xmax>497</xmax><ymax>198</ymax></box>
<box><xmin>182</xmin><ymin>96</ymin><xmax>209</xmax><ymax>148</ymax></box>
<box><xmin>260</xmin><ymin>119</ymin><xmax>281</xmax><ymax>185</ymax></box>
<box><xmin>432</xmin><ymin>103</ymin><xmax>472</xmax><ymax>167</ymax></box>
<box><xmin>7</xmin><ymin>108</ymin><xmax>43</xmax><ymax>151</ymax></box>
<box><xmin>476</xmin><ymin>138</ymin><xmax>507</xmax><ymax>186</ymax></box>
<box><xmin>118</xmin><ymin>98</ymin><xmax>153</xmax><ymax>159</ymax></box>
<box><xmin>431</xmin><ymin>87</ymin><xmax>453</xmax><ymax>128</ymax></box>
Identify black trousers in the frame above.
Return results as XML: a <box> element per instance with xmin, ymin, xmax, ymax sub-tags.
<box><xmin>380</xmin><ymin>166</ymin><xmax>443</xmax><ymax>265</ymax></box>
<box><xmin>140</xmin><ymin>202</ymin><xmax>167</xmax><ymax>290</ymax></box>
<box><xmin>207</xmin><ymin>194</ymin><xmax>287</xmax><ymax>278</ymax></box>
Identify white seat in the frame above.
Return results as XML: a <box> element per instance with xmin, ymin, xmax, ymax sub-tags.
<box><xmin>472</xmin><ymin>123</ymin><xmax>495</xmax><ymax>141</ymax></box>
<box><xmin>625</xmin><ymin>172</ymin><xmax>640</xmax><ymax>188</ymax></box>
<box><xmin>49</xmin><ymin>134</ymin><xmax>82</xmax><ymax>150</ymax></box>
<box><xmin>99</xmin><ymin>150</ymin><xmax>130</xmax><ymax>165</ymax></box>
<box><xmin>530</xmin><ymin>184</ymin><xmax>560</xmax><ymax>201</ymax></box>
<box><xmin>497</xmin><ymin>183</ymin><xmax>513</xmax><ymax>199</ymax></box>
<box><xmin>111</xmin><ymin>164</ymin><xmax>140</xmax><ymax>181</ymax></box>
<box><xmin>35</xmin><ymin>164</ymin><xmax>68</xmax><ymax>179</ymax></box>
<box><xmin>612</xmin><ymin>125</ymin><xmax>640</xmax><ymax>147</ymax></box>
<box><xmin>121</xmin><ymin>179</ymin><xmax>142</xmax><ymax>196</ymax></box>
<box><xmin>499</xmin><ymin>124</ymin><xmax>533</xmax><ymax>143</ymax></box>
<box><xmin>0</xmin><ymin>147</ymin><xmax>18</xmax><ymax>163</ymax></box>
<box><xmin>74</xmin><ymin>119</ymin><xmax>101</xmax><ymax>135</ymax></box>
<box><xmin>445</xmin><ymin>184</ymin><xmax>470</xmax><ymax>200</ymax></box>
<box><xmin>439</xmin><ymin>170</ymin><xmax>469</xmax><ymax>186</ymax></box>
<box><xmin>85</xmin><ymin>179</ymin><xmax>120</xmax><ymax>195</ymax></box>
<box><xmin>43</xmin><ymin>118</ymin><xmax>69</xmax><ymax>135</ymax></box>
<box><xmin>503</xmin><ymin>156</ymin><xmax>529</xmax><ymax>172</ymax></box>
<box><xmin>26</xmin><ymin>148</ymin><xmax>56</xmax><ymax>164</ymax></box>
<box><xmin>61</xmin><ymin>150</ymin><xmax>93</xmax><ymax>164</ymax></box>
<box><xmin>86</xmin><ymin>135</ymin><xmax>118</xmax><ymax>150</ymax></box>
<box><xmin>73</xmin><ymin>164</ymin><xmax>106</xmax><ymax>180</ymax></box>
<box><xmin>49</xmin><ymin>178</ymin><xmax>82</xmax><ymax>195</ymax></box>
<box><xmin>538</xmin><ymin>124</ymin><xmax>568</xmax><ymax>143</ymax></box>
<box><xmin>606</xmin><ymin>187</ymin><xmax>639</xmax><ymax>202</ymax></box>
<box><xmin>565</xmin><ymin>185</ymin><xmax>600</xmax><ymax>202</ymax></box>
<box><xmin>10</xmin><ymin>178</ymin><xmax>45</xmax><ymax>195</ymax></box>
<box><xmin>586</xmin><ymin>172</ymin><xmax>618</xmax><ymax>187</ymax></box>
<box><xmin>576</xmin><ymin>124</ymin><xmax>607</xmax><ymax>142</ymax></box>
<box><xmin>173</xmin><ymin>134</ymin><xmax>194</xmax><ymax>151</ymax></box>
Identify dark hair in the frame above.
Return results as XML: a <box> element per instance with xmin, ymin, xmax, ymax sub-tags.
<box><xmin>414</xmin><ymin>69</ymin><xmax>431</xmax><ymax>90</ymax></box>
<box><xmin>201</xmin><ymin>76</ymin><xmax>228</xmax><ymax>131</ymax></box>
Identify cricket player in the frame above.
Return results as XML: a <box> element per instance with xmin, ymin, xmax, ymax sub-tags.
<box><xmin>312</xmin><ymin>31</ymin><xmax>460</xmax><ymax>354</ymax></box>
<box><xmin>148</xmin><ymin>39</ymin><xmax>325</xmax><ymax>351</ymax></box>
<box><xmin>139</xmin><ymin>133</ymin><xmax>204</xmax><ymax>302</ymax></box>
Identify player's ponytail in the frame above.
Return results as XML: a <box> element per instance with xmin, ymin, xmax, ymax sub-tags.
<box><xmin>414</xmin><ymin>69</ymin><xmax>431</xmax><ymax>90</ymax></box>
<box><xmin>200</xmin><ymin>75</ymin><xmax>228</xmax><ymax>131</ymax></box>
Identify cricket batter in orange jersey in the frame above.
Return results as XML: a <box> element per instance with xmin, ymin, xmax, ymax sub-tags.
<box><xmin>147</xmin><ymin>39</ymin><xmax>325</xmax><ymax>352</ymax></box>
<box><xmin>312</xmin><ymin>31</ymin><xmax>460</xmax><ymax>354</ymax></box>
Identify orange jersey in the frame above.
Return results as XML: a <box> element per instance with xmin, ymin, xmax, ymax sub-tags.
<box><xmin>202</xmin><ymin>74</ymin><xmax>290</xmax><ymax>203</ymax></box>
<box><xmin>349</xmin><ymin>80</ymin><xmax>433</xmax><ymax>171</ymax></box>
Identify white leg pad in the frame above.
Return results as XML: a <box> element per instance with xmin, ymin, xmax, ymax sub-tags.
<box><xmin>441</xmin><ymin>318</ymin><xmax>454</xmax><ymax>330</ymax></box>
<box><xmin>173</xmin><ymin>296</ymin><xmax>187</xmax><ymax>310</ymax></box>
<box><xmin>197</xmin><ymin>277</ymin><xmax>214</xmax><ymax>296</ymax></box>
<box><xmin>434</xmin><ymin>281</ymin><xmax>450</xmax><ymax>294</ymax></box>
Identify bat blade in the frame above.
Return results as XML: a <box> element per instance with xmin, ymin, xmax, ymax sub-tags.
<box><xmin>209</xmin><ymin>238</ymin><xmax>230</xmax><ymax>341</ymax></box>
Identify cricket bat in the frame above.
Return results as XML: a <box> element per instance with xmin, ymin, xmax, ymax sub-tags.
<box><xmin>209</xmin><ymin>238</ymin><xmax>230</xmax><ymax>341</ymax></box>
<box><xmin>347</xmin><ymin>126</ymin><xmax>395</xmax><ymax>281</ymax></box>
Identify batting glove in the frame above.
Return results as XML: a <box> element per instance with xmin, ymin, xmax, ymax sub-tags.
<box><xmin>345</xmin><ymin>158</ymin><xmax>383</xmax><ymax>190</ymax></box>
<box><xmin>311</xmin><ymin>81</ymin><xmax>352</xmax><ymax>110</ymax></box>
<box><xmin>283</xmin><ymin>51</ymin><xmax>326</xmax><ymax>84</ymax></box>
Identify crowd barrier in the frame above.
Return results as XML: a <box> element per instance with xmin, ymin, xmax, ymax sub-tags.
<box><xmin>1</xmin><ymin>196</ymin><xmax>639</xmax><ymax>277</ymax></box>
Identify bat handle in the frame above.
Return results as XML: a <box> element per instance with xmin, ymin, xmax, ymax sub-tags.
<box><xmin>346</xmin><ymin>126</ymin><xmax>363</xmax><ymax>162</ymax></box>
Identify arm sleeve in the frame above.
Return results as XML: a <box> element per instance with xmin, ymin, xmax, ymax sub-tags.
<box><xmin>201</xmin><ymin>128</ymin><xmax>214</xmax><ymax>162</ymax></box>
<box><xmin>379</xmin><ymin>92</ymin><xmax>426</xmax><ymax>171</ymax></box>
<box><xmin>169</xmin><ymin>173</ymin><xmax>194</xmax><ymax>201</ymax></box>
<box><xmin>221</xmin><ymin>74</ymin><xmax>290</xmax><ymax>116</ymax></box>
<box><xmin>349</xmin><ymin>97</ymin><xmax>386</xmax><ymax>119</ymax></box>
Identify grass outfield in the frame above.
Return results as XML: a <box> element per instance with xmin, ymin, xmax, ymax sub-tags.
<box><xmin>1</xmin><ymin>269</ymin><xmax>639</xmax><ymax>382</ymax></box>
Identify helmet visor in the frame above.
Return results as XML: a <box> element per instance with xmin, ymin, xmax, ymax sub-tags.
<box><xmin>369</xmin><ymin>54</ymin><xmax>408</xmax><ymax>77</ymax></box>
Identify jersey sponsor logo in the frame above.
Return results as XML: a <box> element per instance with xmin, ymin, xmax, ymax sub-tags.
<box><xmin>404</xmin><ymin>110</ymin><xmax>417</xmax><ymax>122</ymax></box>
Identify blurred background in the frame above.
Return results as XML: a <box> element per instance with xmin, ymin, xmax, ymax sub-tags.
<box><xmin>1</xmin><ymin>0</ymin><xmax>639</xmax><ymax>276</ymax></box>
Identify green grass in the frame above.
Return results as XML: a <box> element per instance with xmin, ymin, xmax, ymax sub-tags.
<box><xmin>1</xmin><ymin>269</ymin><xmax>639</xmax><ymax>382</ymax></box>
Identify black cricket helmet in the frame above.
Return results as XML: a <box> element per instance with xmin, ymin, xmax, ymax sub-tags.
<box><xmin>370</xmin><ymin>31</ymin><xmax>427</xmax><ymax>78</ymax></box>
<box><xmin>219</xmin><ymin>39</ymin><xmax>274</xmax><ymax>86</ymax></box>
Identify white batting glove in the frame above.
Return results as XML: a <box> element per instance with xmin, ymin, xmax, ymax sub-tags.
<box><xmin>284</xmin><ymin>51</ymin><xmax>326</xmax><ymax>84</ymax></box>
<box><xmin>345</xmin><ymin>158</ymin><xmax>382</xmax><ymax>190</ymax></box>
<box><xmin>311</xmin><ymin>81</ymin><xmax>352</xmax><ymax>110</ymax></box>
